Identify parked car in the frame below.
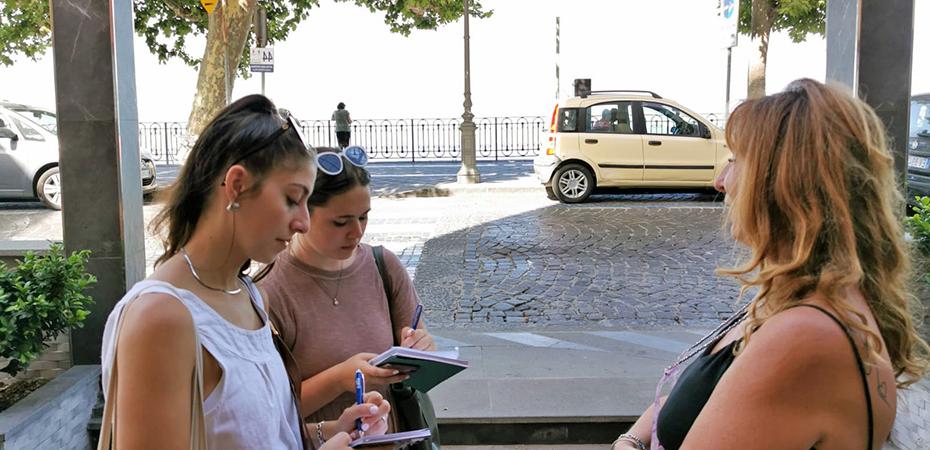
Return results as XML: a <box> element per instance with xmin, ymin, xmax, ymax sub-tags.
<box><xmin>533</xmin><ymin>89</ymin><xmax>730</xmax><ymax>203</ymax></box>
<box><xmin>0</xmin><ymin>102</ymin><xmax>157</xmax><ymax>210</ymax></box>
<box><xmin>908</xmin><ymin>93</ymin><xmax>930</xmax><ymax>204</ymax></box>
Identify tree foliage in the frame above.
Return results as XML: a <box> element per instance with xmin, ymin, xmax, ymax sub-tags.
<box><xmin>2</xmin><ymin>0</ymin><xmax>490</xmax><ymax>134</ymax></box>
<box><xmin>1</xmin><ymin>0</ymin><xmax>490</xmax><ymax>71</ymax></box>
<box><xmin>0</xmin><ymin>0</ymin><xmax>51</xmax><ymax>66</ymax></box>
<box><xmin>737</xmin><ymin>0</ymin><xmax>825</xmax><ymax>42</ymax></box>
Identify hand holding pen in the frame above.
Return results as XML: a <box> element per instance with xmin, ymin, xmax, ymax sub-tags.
<box><xmin>331</xmin><ymin>390</ymin><xmax>392</xmax><ymax>441</ymax></box>
<box><xmin>355</xmin><ymin>369</ymin><xmax>365</xmax><ymax>437</ymax></box>
<box><xmin>401</xmin><ymin>304</ymin><xmax>436</xmax><ymax>350</ymax></box>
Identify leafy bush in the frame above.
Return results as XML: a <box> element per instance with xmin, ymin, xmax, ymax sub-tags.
<box><xmin>908</xmin><ymin>196</ymin><xmax>930</xmax><ymax>260</ymax></box>
<box><xmin>907</xmin><ymin>197</ymin><xmax>930</xmax><ymax>284</ymax></box>
<box><xmin>0</xmin><ymin>243</ymin><xmax>95</xmax><ymax>377</ymax></box>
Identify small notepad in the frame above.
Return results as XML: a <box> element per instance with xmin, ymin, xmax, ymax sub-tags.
<box><xmin>368</xmin><ymin>346</ymin><xmax>469</xmax><ymax>392</ymax></box>
<box><xmin>350</xmin><ymin>428</ymin><xmax>431</xmax><ymax>448</ymax></box>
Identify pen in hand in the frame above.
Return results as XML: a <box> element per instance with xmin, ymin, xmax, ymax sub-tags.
<box><xmin>355</xmin><ymin>369</ymin><xmax>365</xmax><ymax>437</ymax></box>
<box><xmin>410</xmin><ymin>304</ymin><xmax>424</xmax><ymax>331</ymax></box>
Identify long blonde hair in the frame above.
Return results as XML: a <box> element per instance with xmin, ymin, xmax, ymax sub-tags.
<box><xmin>721</xmin><ymin>78</ymin><xmax>928</xmax><ymax>386</ymax></box>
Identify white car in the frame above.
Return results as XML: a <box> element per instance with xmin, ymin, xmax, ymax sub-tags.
<box><xmin>0</xmin><ymin>102</ymin><xmax>157</xmax><ymax>210</ymax></box>
<box><xmin>533</xmin><ymin>89</ymin><xmax>730</xmax><ymax>203</ymax></box>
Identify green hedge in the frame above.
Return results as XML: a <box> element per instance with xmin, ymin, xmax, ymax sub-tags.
<box><xmin>909</xmin><ymin>197</ymin><xmax>930</xmax><ymax>258</ymax></box>
<box><xmin>0</xmin><ymin>243</ymin><xmax>95</xmax><ymax>377</ymax></box>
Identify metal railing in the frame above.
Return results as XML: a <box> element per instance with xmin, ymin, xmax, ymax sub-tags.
<box><xmin>301</xmin><ymin>117</ymin><xmax>547</xmax><ymax>161</ymax></box>
<box><xmin>138</xmin><ymin>114</ymin><xmax>725</xmax><ymax>164</ymax></box>
<box><xmin>138</xmin><ymin>121</ymin><xmax>187</xmax><ymax>165</ymax></box>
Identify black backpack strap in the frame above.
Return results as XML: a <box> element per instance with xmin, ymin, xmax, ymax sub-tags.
<box><xmin>372</xmin><ymin>245</ymin><xmax>398</xmax><ymax>346</ymax></box>
<box><xmin>791</xmin><ymin>304</ymin><xmax>874</xmax><ymax>450</ymax></box>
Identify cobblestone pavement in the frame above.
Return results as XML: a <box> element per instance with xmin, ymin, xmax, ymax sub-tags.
<box><xmin>412</xmin><ymin>194</ymin><xmax>744</xmax><ymax>328</ymax></box>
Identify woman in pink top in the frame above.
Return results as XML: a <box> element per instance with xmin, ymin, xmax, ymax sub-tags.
<box><xmin>258</xmin><ymin>146</ymin><xmax>436</xmax><ymax>447</ymax></box>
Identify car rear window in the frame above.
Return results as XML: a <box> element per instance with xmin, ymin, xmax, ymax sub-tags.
<box><xmin>557</xmin><ymin>108</ymin><xmax>580</xmax><ymax>132</ymax></box>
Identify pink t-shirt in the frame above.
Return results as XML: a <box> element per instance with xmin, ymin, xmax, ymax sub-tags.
<box><xmin>260</xmin><ymin>244</ymin><xmax>419</xmax><ymax>426</ymax></box>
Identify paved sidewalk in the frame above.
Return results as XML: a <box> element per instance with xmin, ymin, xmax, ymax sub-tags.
<box><xmin>153</xmin><ymin>160</ymin><xmax>542</xmax><ymax>199</ymax></box>
<box><xmin>426</xmin><ymin>327</ymin><xmax>696</xmax><ymax>424</ymax></box>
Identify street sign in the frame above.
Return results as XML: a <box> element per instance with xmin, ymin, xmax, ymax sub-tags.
<box><xmin>719</xmin><ymin>0</ymin><xmax>739</xmax><ymax>48</ymax></box>
<box><xmin>250</xmin><ymin>46</ymin><xmax>274</xmax><ymax>73</ymax></box>
<box><xmin>200</xmin><ymin>0</ymin><xmax>217</xmax><ymax>14</ymax></box>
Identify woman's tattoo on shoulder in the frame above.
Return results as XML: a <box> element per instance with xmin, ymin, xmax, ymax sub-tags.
<box><xmin>873</xmin><ymin>369</ymin><xmax>891</xmax><ymax>407</ymax></box>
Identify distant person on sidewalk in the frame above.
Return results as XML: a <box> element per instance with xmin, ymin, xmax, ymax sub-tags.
<box><xmin>332</xmin><ymin>102</ymin><xmax>352</xmax><ymax>148</ymax></box>
<box><xmin>256</xmin><ymin>146</ymin><xmax>438</xmax><ymax>448</ymax></box>
<box><xmin>612</xmin><ymin>79</ymin><xmax>929</xmax><ymax>450</ymax></box>
<box><xmin>98</xmin><ymin>97</ymin><xmax>389</xmax><ymax>450</ymax></box>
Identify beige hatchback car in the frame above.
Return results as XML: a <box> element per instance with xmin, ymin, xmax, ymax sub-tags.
<box><xmin>533</xmin><ymin>90</ymin><xmax>730</xmax><ymax>203</ymax></box>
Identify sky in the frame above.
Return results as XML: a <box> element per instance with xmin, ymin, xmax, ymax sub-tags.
<box><xmin>1</xmin><ymin>0</ymin><xmax>928</xmax><ymax>122</ymax></box>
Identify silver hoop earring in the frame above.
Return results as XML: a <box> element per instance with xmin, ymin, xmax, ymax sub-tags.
<box><xmin>226</xmin><ymin>201</ymin><xmax>240</xmax><ymax>212</ymax></box>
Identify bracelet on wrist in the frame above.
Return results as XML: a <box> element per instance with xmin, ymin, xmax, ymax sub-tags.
<box><xmin>315</xmin><ymin>421</ymin><xmax>327</xmax><ymax>447</ymax></box>
<box><xmin>613</xmin><ymin>433</ymin><xmax>647</xmax><ymax>450</ymax></box>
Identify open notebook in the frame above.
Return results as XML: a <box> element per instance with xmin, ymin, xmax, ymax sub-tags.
<box><xmin>350</xmin><ymin>428</ymin><xmax>431</xmax><ymax>448</ymax></box>
<box><xmin>368</xmin><ymin>347</ymin><xmax>468</xmax><ymax>392</ymax></box>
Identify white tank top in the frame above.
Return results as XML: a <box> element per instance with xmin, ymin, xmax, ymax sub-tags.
<box><xmin>101</xmin><ymin>278</ymin><xmax>303</xmax><ymax>450</ymax></box>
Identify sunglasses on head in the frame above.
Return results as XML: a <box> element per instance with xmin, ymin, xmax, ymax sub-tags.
<box><xmin>230</xmin><ymin>113</ymin><xmax>309</xmax><ymax>167</ymax></box>
<box><xmin>316</xmin><ymin>145</ymin><xmax>369</xmax><ymax>176</ymax></box>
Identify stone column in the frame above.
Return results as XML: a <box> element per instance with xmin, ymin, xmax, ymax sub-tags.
<box><xmin>826</xmin><ymin>0</ymin><xmax>915</xmax><ymax>180</ymax></box>
<box><xmin>50</xmin><ymin>0</ymin><xmax>146</xmax><ymax>364</ymax></box>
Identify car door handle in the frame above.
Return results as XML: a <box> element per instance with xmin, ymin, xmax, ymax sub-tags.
<box><xmin>584</xmin><ymin>139</ymin><xmax>598</xmax><ymax>144</ymax></box>
<box><xmin>648</xmin><ymin>140</ymin><xmax>663</xmax><ymax>146</ymax></box>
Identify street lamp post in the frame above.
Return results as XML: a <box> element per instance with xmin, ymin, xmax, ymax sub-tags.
<box><xmin>457</xmin><ymin>0</ymin><xmax>480</xmax><ymax>184</ymax></box>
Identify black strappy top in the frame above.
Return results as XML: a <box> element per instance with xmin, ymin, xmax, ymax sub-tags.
<box><xmin>655</xmin><ymin>304</ymin><xmax>874</xmax><ymax>450</ymax></box>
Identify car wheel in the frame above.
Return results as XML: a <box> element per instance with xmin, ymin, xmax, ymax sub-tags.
<box><xmin>545</xmin><ymin>186</ymin><xmax>558</xmax><ymax>200</ymax></box>
<box><xmin>553</xmin><ymin>164</ymin><xmax>594</xmax><ymax>203</ymax></box>
<box><xmin>37</xmin><ymin>166</ymin><xmax>63</xmax><ymax>210</ymax></box>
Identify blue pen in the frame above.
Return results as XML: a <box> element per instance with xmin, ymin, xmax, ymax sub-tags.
<box><xmin>411</xmin><ymin>304</ymin><xmax>424</xmax><ymax>330</ymax></box>
<box><xmin>354</xmin><ymin>369</ymin><xmax>365</xmax><ymax>436</ymax></box>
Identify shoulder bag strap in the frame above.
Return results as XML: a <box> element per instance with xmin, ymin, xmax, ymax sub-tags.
<box><xmin>372</xmin><ymin>245</ymin><xmax>398</xmax><ymax>346</ymax></box>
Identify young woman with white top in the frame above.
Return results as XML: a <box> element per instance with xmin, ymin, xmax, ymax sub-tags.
<box><xmin>99</xmin><ymin>96</ymin><xmax>391</xmax><ymax>449</ymax></box>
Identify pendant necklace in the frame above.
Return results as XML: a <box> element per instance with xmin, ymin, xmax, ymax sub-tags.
<box><xmin>181</xmin><ymin>248</ymin><xmax>242</xmax><ymax>295</ymax></box>
<box><xmin>314</xmin><ymin>260</ymin><xmax>346</xmax><ymax>305</ymax></box>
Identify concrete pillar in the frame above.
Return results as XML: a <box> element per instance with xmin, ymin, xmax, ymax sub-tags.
<box><xmin>825</xmin><ymin>0</ymin><xmax>859</xmax><ymax>92</ymax></box>
<box><xmin>826</xmin><ymin>0</ymin><xmax>915</xmax><ymax>179</ymax></box>
<box><xmin>50</xmin><ymin>0</ymin><xmax>145</xmax><ymax>365</ymax></box>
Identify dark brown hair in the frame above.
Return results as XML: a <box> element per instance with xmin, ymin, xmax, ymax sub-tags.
<box><xmin>151</xmin><ymin>95</ymin><xmax>312</xmax><ymax>270</ymax></box>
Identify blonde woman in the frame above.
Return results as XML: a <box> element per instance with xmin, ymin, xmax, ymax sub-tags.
<box><xmin>613</xmin><ymin>79</ymin><xmax>929</xmax><ymax>450</ymax></box>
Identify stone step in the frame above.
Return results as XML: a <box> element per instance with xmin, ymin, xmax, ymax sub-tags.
<box><xmin>446</xmin><ymin>445</ymin><xmax>602</xmax><ymax>450</ymax></box>
<box><xmin>439</xmin><ymin>419</ymin><xmax>628</xmax><ymax>446</ymax></box>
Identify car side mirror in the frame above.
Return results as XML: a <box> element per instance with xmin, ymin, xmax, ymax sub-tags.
<box><xmin>0</xmin><ymin>127</ymin><xmax>18</xmax><ymax>141</ymax></box>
